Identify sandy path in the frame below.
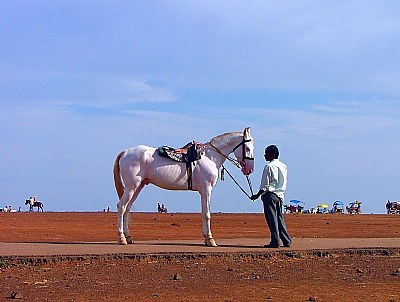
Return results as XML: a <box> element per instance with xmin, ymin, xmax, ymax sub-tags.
<box><xmin>2</xmin><ymin>237</ymin><xmax>400</xmax><ymax>257</ymax></box>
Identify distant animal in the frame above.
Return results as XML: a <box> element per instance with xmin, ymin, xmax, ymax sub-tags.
<box><xmin>113</xmin><ymin>128</ymin><xmax>254</xmax><ymax>246</ymax></box>
<box><xmin>25</xmin><ymin>199</ymin><xmax>44</xmax><ymax>212</ymax></box>
<box><xmin>157</xmin><ymin>203</ymin><xmax>168</xmax><ymax>213</ymax></box>
<box><xmin>386</xmin><ymin>200</ymin><xmax>400</xmax><ymax>214</ymax></box>
<box><xmin>346</xmin><ymin>201</ymin><xmax>361</xmax><ymax>214</ymax></box>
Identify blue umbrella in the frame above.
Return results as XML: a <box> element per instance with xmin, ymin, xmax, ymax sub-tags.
<box><xmin>290</xmin><ymin>199</ymin><xmax>304</xmax><ymax>204</ymax></box>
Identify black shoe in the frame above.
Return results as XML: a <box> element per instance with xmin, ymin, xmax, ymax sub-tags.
<box><xmin>264</xmin><ymin>243</ymin><xmax>280</xmax><ymax>248</ymax></box>
<box><xmin>282</xmin><ymin>244</ymin><xmax>291</xmax><ymax>248</ymax></box>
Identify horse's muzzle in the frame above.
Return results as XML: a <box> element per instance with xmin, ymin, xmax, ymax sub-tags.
<box><xmin>241</xmin><ymin>161</ymin><xmax>254</xmax><ymax>175</ymax></box>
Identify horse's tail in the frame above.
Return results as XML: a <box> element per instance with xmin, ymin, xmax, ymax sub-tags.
<box><xmin>113</xmin><ymin>151</ymin><xmax>125</xmax><ymax>199</ymax></box>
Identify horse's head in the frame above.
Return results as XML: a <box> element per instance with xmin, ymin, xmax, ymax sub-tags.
<box><xmin>232</xmin><ymin>127</ymin><xmax>254</xmax><ymax>175</ymax></box>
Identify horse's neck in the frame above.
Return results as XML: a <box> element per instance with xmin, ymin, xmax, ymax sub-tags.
<box><xmin>206</xmin><ymin>133</ymin><xmax>242</xmax><ymax>167</ymax></box>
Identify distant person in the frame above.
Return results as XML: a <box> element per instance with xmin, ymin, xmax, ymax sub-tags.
<box><xmin>250</xmin><ymin>145</ymin><xmax>291</xmax><ymax>248</ymax></box>
<box><xmin>386</xmin><ymin>200</ymin><xmax>391</xmax><ymax>214</ymax></box>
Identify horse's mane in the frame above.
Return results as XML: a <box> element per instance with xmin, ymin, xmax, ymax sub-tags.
<box><xmin>210</xmin><ymin>131</ymin><xmax>242</xmax><ymax>146</ymax></box>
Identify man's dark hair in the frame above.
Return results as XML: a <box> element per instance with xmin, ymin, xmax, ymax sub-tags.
<box><xmin>265</xmin><ymin>145</ymin><xmax>279</xmax><ymax>159</ymax></box>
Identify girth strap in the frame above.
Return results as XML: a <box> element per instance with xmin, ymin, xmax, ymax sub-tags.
<box><xmin>186</xmin><ymin>162</ymin><xmax>193</xmax><ymax>190</ymax></box>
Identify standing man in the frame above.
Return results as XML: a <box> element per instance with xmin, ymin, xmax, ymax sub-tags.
<box><xmin>251</xmin><ymin>145</ymin><xmax>291</xmax><ymax>248</ymax></box>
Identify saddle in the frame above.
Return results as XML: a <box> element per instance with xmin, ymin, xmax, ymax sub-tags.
<box><xmin>157</xmin><ymin>141</ymin><xmax>205</xmax><ymax>190</ymax></box>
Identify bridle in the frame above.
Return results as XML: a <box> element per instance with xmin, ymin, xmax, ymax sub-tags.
<box><xmin>232</xmin><ymin>138</ymin><xmax>255</xmax><ymax>162</ymax></box>
<box><xmin>208</xmin><ymin>137</ymin><xmax>254</xmax><ymax>199</ymax></box>
<box><xmin>209</xmin><ymin>137</ymin><xmax>254</xmax><ymax>168</ymax></box>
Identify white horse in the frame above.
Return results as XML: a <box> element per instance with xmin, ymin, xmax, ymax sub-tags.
<box><xmin>113</xmin><ymin>127</ymin><xmax>254</xmax><ymax>246</ymax></box>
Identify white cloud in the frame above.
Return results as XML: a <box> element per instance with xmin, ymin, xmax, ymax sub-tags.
<box><xmin>124</xmin><ymin>80</ymin><xmax>177</xmax><ymax>103</ymax></box>
<box><xmin>248</xmin><ymin>100</ymin><xmax>400</xmax><ymax>141</ymax></box>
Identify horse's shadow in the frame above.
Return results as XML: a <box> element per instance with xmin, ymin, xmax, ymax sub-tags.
<box><xmin>142</xmin><ymin>242</ymin><xmax>263</xmax><ymax>249</ymax></box>
<box><xmin>20</xmin><ymin>241</ymin><xmax>117</xmax><ymax>245</ymax></box>
<box><xmin>19</xmin><ymin>241</ymin><xmax>263</xmax><ymax>248</ymax></box>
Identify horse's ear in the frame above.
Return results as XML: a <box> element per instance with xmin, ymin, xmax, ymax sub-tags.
<box><xmin>243</xmin><ymin>127</ymin><xmax>251</xmax><ymax>138</ymax></box>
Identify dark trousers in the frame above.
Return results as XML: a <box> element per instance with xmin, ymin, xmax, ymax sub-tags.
<box><xmin>261</xmin><ymin>192</ymin><xmax>291</xmax><ymax>246</ymax></box>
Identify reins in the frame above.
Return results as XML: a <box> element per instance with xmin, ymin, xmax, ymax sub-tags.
<box><xmin>208</xmin><ymin>142</ymin><xmax>242</xmax><ymax>168</ymax></box>
<box><xmin>208</xmin><ymin>140</ymin><xmax>254</xmax><ymax>200</ymax></box>
<box><xmin>221</xmin><ymin>165</ymin><xmax>254</xmax><ymax>199</ymax></box>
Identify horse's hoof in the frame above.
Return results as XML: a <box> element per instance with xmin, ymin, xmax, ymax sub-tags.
<box><xmin>204</xmin><ymin>237</ymin><xmax>217</xmax><ymax>247</ymax></box>
<box><xmin>125</xmin><ymin>236</ymin><xmax>134</xmax><ymax>244</ymax></box>
<box><xmin>118</xmin><ymin>235</ymin><xmax>128</xmax><ymax>245</ymax></box>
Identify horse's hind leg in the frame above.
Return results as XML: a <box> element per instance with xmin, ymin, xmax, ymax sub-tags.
<box><xmin>117</xmin><ymin>183</ymin><xmax>144</xmax><ymax>245</ymax></box>
<box><xmin>117</xmin><ymin>188</ymin><xmax>134</xmax><ymax>245</ymax></box>
<box><xmin>122</xmin><ymin>184</ymin><xmax>144</xmax><ymax>244</ymax></box>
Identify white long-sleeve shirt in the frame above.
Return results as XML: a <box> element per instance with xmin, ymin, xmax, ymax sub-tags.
<box><xmin>259</xmin><ymin>159</ymin><xmax>288</xmax><ymax>200</ymax></box>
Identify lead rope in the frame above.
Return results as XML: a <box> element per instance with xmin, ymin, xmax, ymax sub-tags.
<box><xmin>246</xmin><ymin>175</ymin><xmax>254</xmax><ymax>196</ymax></box>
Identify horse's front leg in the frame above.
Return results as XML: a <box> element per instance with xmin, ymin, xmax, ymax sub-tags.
<box><xmin>200</xmin><ymin>188</ymin><xmax>217</xmax><ymax>247</ymax></box>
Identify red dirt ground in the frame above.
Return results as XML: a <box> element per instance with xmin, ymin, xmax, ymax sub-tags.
<box><xmin>1</xmin><ymin>212</ymin><xmax>399</xmax><ymax>301</ymax></box>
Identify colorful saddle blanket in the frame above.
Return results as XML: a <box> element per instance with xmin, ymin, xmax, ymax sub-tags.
<box><xmin>157</xmin><ymin>142</ymin><xmax>205</xmax><ymax>163</ymax></box>
<box><xmin>157</xmin><ymin>142</ymin><xmax>206</xmax><ymax>190</ymax></box>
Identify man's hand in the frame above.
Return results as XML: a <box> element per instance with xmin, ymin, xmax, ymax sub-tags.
<box><xmin>250</xmin><ymin>189</ymin><xmax>265</xmax><ymax>201</ymax></box>
<box><xmin>250</xmin><ymin>194</ymin><xmax>258</xmax><ymax>200</ymax></box>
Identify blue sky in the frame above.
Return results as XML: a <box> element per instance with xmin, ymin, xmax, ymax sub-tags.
<box><xmin>1</xmin><ymin>1</ymin><xmax>400</xmax><ymax>213</ymax></box>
